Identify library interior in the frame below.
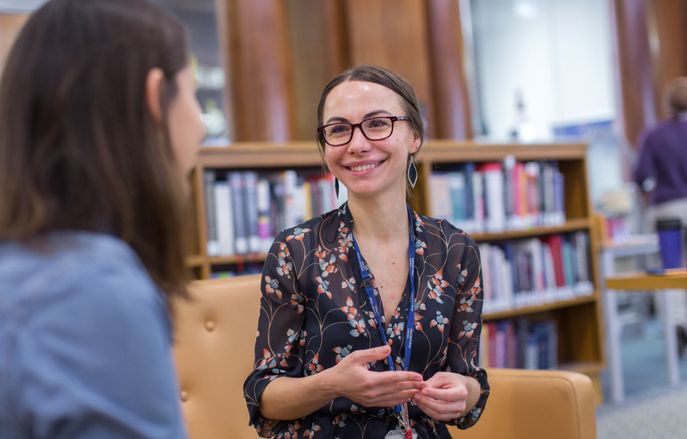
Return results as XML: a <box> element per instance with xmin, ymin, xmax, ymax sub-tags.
<box><xmin>1</xmin><ymin>0</ymin><xmax>686</xmax><ymax>438</ymax></box>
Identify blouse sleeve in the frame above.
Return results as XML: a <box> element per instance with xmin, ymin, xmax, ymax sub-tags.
<box><xmin>444</xmin><ymin>237</ymin><xmax>490</xmax><ymax>429</ymax></box>
<box><xmin>243</xmin><ymin>235</ymin><xmax>306</xmax><ymax>438</ymax></box>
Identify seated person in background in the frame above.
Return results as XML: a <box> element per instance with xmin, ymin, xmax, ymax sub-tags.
<box><xmin>244</xmin><ymin>65</ymin><xmax>489</xmax><ymax>439</ymax></box>
<box><xmin>0</xmin><ymin>0</ymin><xmax>205</xmax><ymax>437</ymax></box>
<box><xmin>634</xmin><ymin>76</ymin><xmax>687</xmax><ymax>229</ymax></box>
<box><xmin>634</xmin><ymin>76</ymin><xmax>687</xmax><ymax>354</ymax></box>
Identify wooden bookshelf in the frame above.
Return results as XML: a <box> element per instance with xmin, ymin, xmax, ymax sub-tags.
<box><xmin>483</xmin><ymin>294</ymin><xmax>597</xmax><ymax>321</ymax></box>
<box><xmin>187</xmin><ymin>141</ymin><xmax>605</xmax><ymax>400</ymax></box>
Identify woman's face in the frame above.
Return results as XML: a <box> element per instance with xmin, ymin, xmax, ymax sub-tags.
<box><xmin>322</xmin><ymin>80</ymin><xmax>420</xmax><ymax>200</ymax></box>
<box><xmin>167</xmin><ymin>64</ymin><xmax>204</xmax><ymax>178</ymax></box>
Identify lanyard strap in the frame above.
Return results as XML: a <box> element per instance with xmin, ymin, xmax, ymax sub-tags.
<box><xmin>351</xmin><ymin>208</ymin><xmax>416</xmax><ymax>412</ymax></box>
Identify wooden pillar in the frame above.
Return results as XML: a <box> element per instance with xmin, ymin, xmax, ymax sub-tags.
<box><xmin>648</xmin><ymin>0</ymin><xmax>687</xmax><ymax>120</ymax></box>
<box><xmin>217</xmin><ymin>0</ymin><xmax>295</xmax><ymax>141</ymax></box>
<box><xmin>611</xmin><ymin>0</ymin><xmax>657</xmax><ymax>148</ymax></box>
<box><xmin>344</xmin><ymin>0</ymin><xmax>436</xmax><ymax>139</ymax></box>
<box><xmin>285</xmin><ymin>0</ymin><xmax>348</xmax><ymax>140</ymax></box>
<box><xmin>426</xmin><ymin>0</ymin><xmax>473</xmax><ymax>139</ymax></box>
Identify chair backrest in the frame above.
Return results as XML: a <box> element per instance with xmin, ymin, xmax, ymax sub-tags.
<box><xmin>173</xmin><ymin>275</ymin><xmax>262</xmax><ymax>439</ymax></box>
<box><xmin>449</xmin><ymin>368</ymin><xmax>597</xmax><ymax>439</ymax></box>
<box><xmin>173</xmin><ymin>276</ymin><xmax>596</xmax><ymax>439</ymax></box>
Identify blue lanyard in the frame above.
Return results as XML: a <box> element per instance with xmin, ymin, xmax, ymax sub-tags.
<box><xmin>351</xmin><ymin>208</ymin><xmax>416</xmax><ymax>413</ymax></box>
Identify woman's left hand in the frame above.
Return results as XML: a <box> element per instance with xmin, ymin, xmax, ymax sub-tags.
<box><xmin>411</xmin><ymin>372</ymin><xmax>472</xmax><ymax>421</ymax></box>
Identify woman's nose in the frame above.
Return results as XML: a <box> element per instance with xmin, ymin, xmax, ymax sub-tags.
<box><xmin>346</xmin><ymin>126</ymin><xmax>371</xmax><ymax>153</ymax></box>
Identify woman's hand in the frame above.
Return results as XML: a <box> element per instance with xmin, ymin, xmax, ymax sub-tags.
<box><xmin>325</xmin><ymin>345</ymin><xmax>425</xmax><ymax>408</ymax></box>
<box><xmin>411</xmin><ymin>372</ymin><xmax>477</xmax><ymax>421</ymax></box>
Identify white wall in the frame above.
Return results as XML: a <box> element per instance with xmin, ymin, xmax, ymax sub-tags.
<box><xmin>471</xmin><ymin>0</ymin><xmax>616</xmax><ymax>140</ymax></box>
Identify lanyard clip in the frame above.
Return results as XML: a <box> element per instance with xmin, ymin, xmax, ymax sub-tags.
<box><xmin>360</xmin><ymin>274</ymin><xmax>375</xmax><ymax>289</ymax></box>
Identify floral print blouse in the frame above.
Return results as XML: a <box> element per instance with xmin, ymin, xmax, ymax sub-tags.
<box><xmin>243</xmin><ymin>204</ymin><xmax>489</xmax><ymax>438</ymax></box>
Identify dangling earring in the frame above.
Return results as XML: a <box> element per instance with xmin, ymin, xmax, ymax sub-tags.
<box><xmin>407</xmin><ymin>156</ymin><xmax>418</xmax><ymax>189</ymax></box>
<box><xmin>334</xmin><ymin>177</ymin><xmax>340</xmax><ymax>199</ymax></box>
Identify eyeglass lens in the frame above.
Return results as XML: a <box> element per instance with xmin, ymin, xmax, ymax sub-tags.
<box><xmin>323</xmin><ymin>117</ymin><xmax>395</xmax><ymax>146</ymax></box>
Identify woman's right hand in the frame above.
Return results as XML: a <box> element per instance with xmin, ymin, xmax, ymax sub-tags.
<box><xmin>324</xmin><ymin>345</ymin><xmax>425</xmax><ymax>408</ymax></box>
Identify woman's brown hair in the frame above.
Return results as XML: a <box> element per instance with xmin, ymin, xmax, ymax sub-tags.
<box><xmin>0</xmin><ymin>0</ymin><xmax>192</xmax><ymax>297</ymax></box>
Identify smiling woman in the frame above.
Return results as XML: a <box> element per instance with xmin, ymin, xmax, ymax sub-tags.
<box><xmin>243</xmin><ymin>65</ymin><xmax>490</xmax><ymax>439</ymax></box>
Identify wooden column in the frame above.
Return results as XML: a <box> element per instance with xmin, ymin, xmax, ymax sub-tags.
<box><xmin>217</xmin><ymin>0</ymin><xmax>295</xmax><ymax>141</ymax></box>
<box><xmin>648</xmin><ymin>0</ymin><xmax>687</xmax><ymax>120</ymax></box>
<box><xmin>611</xmin><ymin>0</ymin><xmax>657</xmax><ymax>148</ymax></box>
<box><xmin>285</xmin><ymin>0</ymin><xmax>348</xmax><ymax>140</ymax></box>
<box><xmin>344</xmin><ymin>0</ymin><xmax>436</xmax><ymax>138</ymax></box>
<box><xmin>426</xmin><ymin>0</ymin><xmax>473</xmax><ymax>139</ymax></box>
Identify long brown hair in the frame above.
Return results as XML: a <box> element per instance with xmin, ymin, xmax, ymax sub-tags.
<box><xmin>0</xmin><ymin>0</ymin><xmax>192</xmax><ymax>297</ymax></box>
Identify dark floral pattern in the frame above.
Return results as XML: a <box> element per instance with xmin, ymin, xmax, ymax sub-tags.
<box><xmin>244</xmin><ymin>204</ymin><xmax>489</xmax><ymax>438</ymax></box>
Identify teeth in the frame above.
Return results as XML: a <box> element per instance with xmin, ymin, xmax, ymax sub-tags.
<box><xmin>350</xmin><ymin>163</ymin><xmax>378</xmax><ymax>172</ymax></box>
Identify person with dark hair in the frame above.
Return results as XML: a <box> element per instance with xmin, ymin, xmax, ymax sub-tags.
<box><xmin>0</xmin><ymin>0</ymin><xmax>205</xmax><ymax>437</ymax></box>
<box><xmin>634</xmin><ymin>76</ymin><xmax>687</xmax><ymax>355</ymax></box>
<box><xmin>244</xmin><ymin>65</ymin><xmax>489</xmax><ymax>438</ymax></box>
<box><xmin>634</xmin><ymin>76</ymin><xmax>687</xmax><ymax>225</ymax></box>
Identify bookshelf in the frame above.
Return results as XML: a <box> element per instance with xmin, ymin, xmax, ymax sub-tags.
<box><xmin>187</xmin><ymin>140</ymin><xmax>605</xmax><ymax>401</ymax></box>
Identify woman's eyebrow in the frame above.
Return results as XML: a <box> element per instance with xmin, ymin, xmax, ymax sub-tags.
<box><xmin>324</xmin><ymin>110</ymin><xmax>392</xmax><ymax>124</ymax></box>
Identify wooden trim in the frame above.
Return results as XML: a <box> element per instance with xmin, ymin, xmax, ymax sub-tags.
<box><xmin>421</xmin><ymin>140</ymin><xmax>587</xmax><ymax>162</ymax></box>
<box><xmin>606</xmin><ymin>270</ymin><xmax>687</xmax><ymax>290</ymax></box>
<box><xmin>484</xmin><ymin>295</ymin><xmax>596</xmax><ymax>321</ymax></box>
<box><xmin>470</xmin><ymin>219</ymin><xmax>591</xmax><ymax>242</ymax></box>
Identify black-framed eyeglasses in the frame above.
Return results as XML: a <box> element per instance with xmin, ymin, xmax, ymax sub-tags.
<box><xmin>317</xmin><ymin>116</ymin><xmax>411</xmax><ymax>147</ymax></box>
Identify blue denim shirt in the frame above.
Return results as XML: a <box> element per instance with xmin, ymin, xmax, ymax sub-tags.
<box><xmin>0</xmin><ymin>232</ymin><xmax>188</xmax><ymax>439</ymax></box>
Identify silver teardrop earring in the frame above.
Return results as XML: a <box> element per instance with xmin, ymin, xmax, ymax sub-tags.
<box><xmin>407</xmin><ymin>156</ymin><xmax>418</xmax><ymax>189</ymax></box>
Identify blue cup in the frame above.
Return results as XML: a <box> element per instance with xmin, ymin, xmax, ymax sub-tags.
<box><xmin>656</xmin><ymin>218</ymin><xmax>684</xmax><ymax>269</ymax></box>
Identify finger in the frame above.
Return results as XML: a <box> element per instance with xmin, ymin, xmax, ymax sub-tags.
<box><xmin>413</xmin><ymin>395</ymin><xmax>465</xmax><ymax>421</ymax></box>
<box><xmin>426</xmin><ymin>371</ymin><xmax>459</xmax><ymax>388</ymax></box>
<box><xmin>378</xmin><ymin>370</ymin><xmax>425</xmax><ymax>383</ymax></box>
<box><xmin>420</xmin><ymin>384</ymin><xmax>467</xmax><ymax>401</ymax></box>
<box><xmin>415</xmin><ymin>393</ymin><xmax>466</xmax><ymax>416</ymax></box>
<box><xmin>372</xmin><ymin>390</ymin><xmax>418</xmax><ymax>408</ymax></box>
<box><xmin>425</xmin><ymin>371</ymin><xmax>448</xmax><ymax>385</ymax></box>
<box><xmin>347</xmin><ymin>345</ymin><xmax>391</xmax><ymax>364</ymax></box>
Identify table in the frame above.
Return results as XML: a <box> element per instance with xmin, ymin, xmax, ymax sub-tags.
<box><xmin>604</xmin><ymin>269</ymin><xmax>687</xmax><ymax>404</ymax></box>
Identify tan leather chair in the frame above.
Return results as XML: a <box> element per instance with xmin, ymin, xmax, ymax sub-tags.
<box><xmin>449</xmin><ymin>368</ymin><xmax>597</xmax><ymax>439</ymax></box>
<box><xmin>173</xmin><ymin>276</ymin><xmax>597</xmax><ymax>439</ymax></box>
<box><xmin>173</xmin><ymin>274</ymin><xmax>262</xmax><ymax>439</ymax></box>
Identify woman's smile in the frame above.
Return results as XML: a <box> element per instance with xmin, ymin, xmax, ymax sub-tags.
<box><xmin>345</xmin><ymin>159</ymin><xmax>386</xmax><ymax>174</ymax></box>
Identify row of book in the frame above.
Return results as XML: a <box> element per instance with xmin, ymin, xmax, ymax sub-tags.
<box><xmin>480</xmin><ymin>232</ymin><xmax>593</xmax><ymax>314</ymax></box>
<box><xmin>429</xmin><ymin>159</ymin><xmax>565</xmax><ymax>234</ymax></box>
<box><xmin>204</xmin><ymin>170</ymin><xmax>341</xmax><ymax>256</ymax></box>
<box><xmin>210</xmin><ymin>262</ymin><xmax>263</xmax><ymax>279</ymax></box>
<box><xmin>480</xmin><ymin>318</ymin><xmax>558</xmax><ymax>370</ymax></box>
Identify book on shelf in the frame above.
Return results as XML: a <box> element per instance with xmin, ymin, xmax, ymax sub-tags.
<box><xmin>210</xmin><ymin>262</ymin><xmax>263</xmax><ymax>279</ymax></box>
<box><xmin>203</xmin><ymin>169</ymin><xmax>339</xmax><ymax>257</ymax></box>
<box><xmin>481</xmin><ymin>317</ymin><xmax>558</xmax><ymax>370</ymax></box>
<box><xmin>204</xmin><ymin>170</ymin><xmax>220</xmax><ymax>256</ymax></box>
<box><xmin>429</xmin><ymin>159</ymin><xmax>566</xmax><ymax>235</ymax></box>
<box><xmin>212</xmin><ymin>180</ymin><xmax>234</xmax><ymax>256</ymax></box>
<box><xmin>480</xmin><ymin>231</ymin><xmax>593</xmax><ymax>314</ymax></box>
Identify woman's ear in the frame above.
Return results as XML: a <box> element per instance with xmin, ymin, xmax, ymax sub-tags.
<box><xmin>145</xmin><ymin>67</ymin><xmax>165</xmax><ymax>124</ymax></box>
<box><xmin>411</xmin><ymin>131</ymin><xmax>422</xmax><ymax>155</ymax></box>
